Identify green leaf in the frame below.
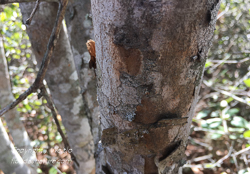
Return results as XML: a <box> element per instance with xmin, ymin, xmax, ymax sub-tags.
<box><xmin>209</xmin><ymin>122</ymin><xmax>221</xmax><ymax>128</ymax></box>
<box><xmin>211</xmin><ymin>111</ymin><xmax>219</xmax><ymax>117</ymax></box>
<box><xmin>228</xmin><ymin>127</ymin><xmax>244</xmax><ymax>133</ymax></box>
<box><xmin>244</xmin><ymin>130</ymin><xmax>250</xmax><ymax>138</ymax></box>
<box><xmin>24</xmin><ymin>104</ymin><xmax>32</xmax><ymax>111</ymax></box>
<box><xmin>56</xmin><ymin>134</ymin><xmax>62</xmax><ymax>143</ymax></box>
<box><xmin>205</xmin><ymin>61</ymin><xmax>212</xmax><ymax>68</ymax></box>
<box><xmin>211</xmin><ymin>133</ymin><xmax>222</xmax><ymax>139</ymax></box>
<box><xmin>229</xmin><ymin>135</ymin><xmax>237</xmax><ymax>139</ymax></box>
<box><xmin>244</xmin><ymin>79</ymin><xmax>250</xmax><ymax>87</ymax></box>
<box><xmin>231</xmin><ymin>116</ymin><xmax>250</xmax><ymax>129</ymax></box>
<box><xmin>34</xmin><ymin>100</ymin><xmax>42</xmax><ymax>106</ymax></box>
<box><xmin>206</xmin><ymin>118</ymin><xmax>222</xmax><ymax>124</ymax></box>
<box><xmin>201</xmin><ymin>120</ymin><xmax>208</xmax><ymax>128</ymax></box>
<box><xmin>226</xmin><ymin>108</ymin><xmax>239</xmax><ymax>116</ymax></box>
<box><xmin>49</xmin><ymin>167</ymin><xmax>57</xmax><ymax>174</ymax></box>
<box><xmin>37</xmin><ymin>168</ymin><xmax>43</xmax><ymax>173</ymax></box>
<box><xmin>204</xmin><ymin>163</ymin><xmax>215</xmax><ymax>168</ymax></box>
<box><xmin>196</xmin><ymin>110</ymin><xmax>209</xmax><ymax>119</ymax></box>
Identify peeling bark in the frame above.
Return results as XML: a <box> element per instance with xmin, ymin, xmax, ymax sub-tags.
<box><xmin>91</xmin><ymin>0</ymin><xmax>220</xmax><ymax>173</ymax></box>
<box><xmin>20</xmin><ymin>2</ymin><xmax>95</xmax><ymax>174</ymax></box>
<box><xmin>0</xmin><ymin>36</ymin><xmax>37</xmax><ymax>173</ymax></box>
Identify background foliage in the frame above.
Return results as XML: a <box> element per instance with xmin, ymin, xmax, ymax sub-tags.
<box><xmin>0</xmin><ymin>4</ymin><xmax>70</xmax><ymax>174</ymax></box>
<box><xmin>184</xmin><ymin>0</ymin><xmax>250</xmax><ymax>173</ymax></box>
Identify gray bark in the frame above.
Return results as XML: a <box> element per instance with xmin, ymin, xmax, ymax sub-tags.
<box><xmin>20</xmin><ymin>2</ymin><xmax>95</xmax><ymax>174</ymax></box>
<box><xmin>0</xmin><ymin>36</ymin><xmax>37</xmax><ymax>173</ymax></box>
<box><xmin>64</xmin><ymin>0</ymin><xmax>100</xmax><ymax>160</ymax></box>
<box><xmin>91</xmin><ymin>0</ymin><xmax>220</xmax><ymax>173</ymax></box>
<box><xmin>0</xmin><ymin>119</ymin><xmax>34</xmax><ymax>174</ymax></box>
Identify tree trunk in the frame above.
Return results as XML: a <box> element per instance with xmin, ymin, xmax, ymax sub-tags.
<box><xmin>20</xmin><ymin>2</ymin><xmax>95</xmax><ymax>174</ymax></box>
<box><xmin>91</xmin><ymin>0</ymin><xmax>220</xmax><ymax>173</ymax></box>
<box><xmin>0</xmin><ymin>119</ymin><xmax>35</xmax><ymax>174</ymax></box>
<box><xmin>65</xmin><ymin>0</ymin><xmax>100</xmax><ymax>154</ymax></box>
<box><xmin>0</xmin><ymin>36</ymin><xmax>37</xmax><ymax>173</ymax></box>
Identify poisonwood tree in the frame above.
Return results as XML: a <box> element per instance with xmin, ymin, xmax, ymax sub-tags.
<box><xmin>91</xmin><ymin>0</ymin><xmax>220</xmax><ymax>173</ymax></box>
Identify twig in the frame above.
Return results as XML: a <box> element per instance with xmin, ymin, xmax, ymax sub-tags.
<box><xmin>210</xmin><ymin>57</ymin><xmax>250</xmax><ymax>64</ymax></box>
<box><xmin>217</xmin><ymin>3</ymin><xmax>230</xmax><ymax>20</ymax></box>
<box><xmin>26</xmin><ymin>0</ymin><xmax>40</xmax><ymax>25</ymax></box>
<box><xmin>235</xmin><ymin>71</ymin><xmax>250</xmax><ymax>87</ymax></box>
<box><xmin>192</xmin><ymin>154</ymin><xmax>213</xmax><ymax>162</ymax></box>
<box><xmin>194</xmin><ymin>127</ymin><xmax>225</xmax><ymax>135</ymax></box>
<box><xmin>214</xmin><ymin>144</ymin><xmax>233</xmax><ymax>166</ymax></box>
<box><xmin>203</xmin><ymin>80</ymin><xmax>250</xmax><ymax>106</ymax></box>
<box><xmin>233</xmin><ymin>146</ymin><xmax>250</xmax><ymax>156</ymax></box>
<box><xmin>0</xmin><ymin>0</ymin><xmax>68</xmax><ymax>117</ymax></box>
<box><xmin>40</xmin><ymin>85</ymin><xmax>79</xmax><ymax>167</ymax></box>
<box><xmin>242</xmin><ymin>154</ymin><xmax>250</xmax><ymax>173</ymax></box>
<box><xmin>189</xmin><ymin>137</ymin><xmax>213</xmax><ymax>150</ymax></box>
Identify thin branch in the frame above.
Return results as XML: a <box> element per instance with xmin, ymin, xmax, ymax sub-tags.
<box><xmin>192</xmin><ymin>154</ymin><xmax>213</xmax><ymax>162</ymax></box>
<box><xmin>214</xmin><ymin>144</ymin><xmax>233</xmax><ymax>166</ymax></box>
<box><xmin>217</xmin><ymin>3</ymin><xmax>230</xmax><ymax>20</ymax></box>
<box><xmin>210</xmin><ymin>57</ymin><xmax>250</xmax><ymax>64</ymax></box>
<box><xmin>233</xmin><ymin>146</ymin><xmax>250</xmax><ymax>156</ymax></box>
<box><xmin>26</xmin><ymin>0</ymin><xmax>41</xmax><ymax>25</ymax></box>
<box><xmin>40</xmin><ymin>85</ymin><xmax>79</xmax><ymax>167</ymax></box>
<box><xmin>0</xmin><ymin>0</ymin><xmax>68</xmax><ymax>117</ymax></box>
<box><xmin>235</xmin><ymin>71</ymin><xmax>250</xmax><ymax>87</ymax></box>
<box><xmin>203</xmin><ymin>80</ymin><xmax>250</xmax><ymax>106</ymax></box>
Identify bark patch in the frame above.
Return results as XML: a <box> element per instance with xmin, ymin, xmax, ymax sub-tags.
<box><xmin>118</xmin><ymin>46</ymin><xmax>142</xmax><ymax>76</ymax></box>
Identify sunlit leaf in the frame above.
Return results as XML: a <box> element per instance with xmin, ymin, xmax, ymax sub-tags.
<box><xmin>211</xmin><ymin>133</ymin><xmax>222</xmax><ymax>139</ymax></box>
<box><xmin>226</xmin><ymin>108</ymin><xmax>239</xmax><ymax>116</ymax></box>
<box><xmin>229</xmin><ymin>135</ymin><xmax>237</xmax><ymax>139</ymax></box>
<box><xmin>49</xmin><ymin>167</ymin><xmax>57</xmax><ymax>174</ymax></box>
<box><xmin>196</xmin><ymin>110</ymin><xmax>209</xmax><ymax>119</ymax></box>
<box><xmin>37</xmin><ymin>168</ymin><xmax>43</xmax><ymax>173</ymax></box>
<box><xmin>243</xmin><ymin>130</ymin><xmax>250</xmax><ymax>138</ymax></box>
<box><xmin>244</xmin><ymin>79</ymin><xmax>250</xmax><ymax>87</ymax></box>
<box><xmin>231</xmin><ymin>116</ymin><xmax>250</xmax><ymax>129</ymax></box>
<box><xmin>229</xmin><ymin>127</ymin><xmax>244</xmax><ymax>133</ymax></box>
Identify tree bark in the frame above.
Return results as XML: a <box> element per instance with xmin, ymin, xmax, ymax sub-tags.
<box><xmin>0</xmin><ymin>119</ymin><xmax>35</xmax><ymax>174</ymax></box>
<box><xmin>64</xmin><ymin>0</ymin><xmax>100</xmax><ymax>153</ymax></box>
<box><xmin>91</xmin><ymin>0</ymin><xmax>220</xmax><ymax>173</ymax></box>
<box><xmin>0</xmin><ymin>36</ymin><xmax>37</xmax><ymax>173</ymax></box>
<box><xmin>20</xmin><ymin>2</ymin><xmax>95</xmax><ymax>174</ymax></box>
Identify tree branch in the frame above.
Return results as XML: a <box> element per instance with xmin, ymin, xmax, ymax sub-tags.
<box><xmin>40</xmin><ymin>85</ymin><xmax>79</xmax><ymax>167</ymax></box>
<box><xmin>0</xmin><ymin>0</ymin><xmax>68</xmax><ymax>117</ymax></box>
<box><xmin>25</xmin><ymin>0</ymin><xmax>40</xmax><ymax>25</ymax></box>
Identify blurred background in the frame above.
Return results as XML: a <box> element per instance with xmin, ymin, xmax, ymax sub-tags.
<box><xmin>0</xmin><ymin>0</ymin><xmax>250</xmax><ymax>173</ymax></box>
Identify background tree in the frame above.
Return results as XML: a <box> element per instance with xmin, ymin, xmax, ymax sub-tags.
<box><xmin>19</xmin><ymin>2</ymin><xmax>95</xmax><ymax>174</ymax></box>
<box><xmin>0</xmin><ymin>33</ymin><xmax>37</xmax><ymax>174</ymax></box>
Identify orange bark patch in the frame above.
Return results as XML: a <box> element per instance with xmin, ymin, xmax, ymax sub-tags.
<box><xmin>134</xmin><ymin>98</ymin><xmax>160</xmax><ymax>124</ymax></box>
<box><xmin>117</xmin><ymin>46</ymin><xmax>142</xmax><ymax>76</ymax></box>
